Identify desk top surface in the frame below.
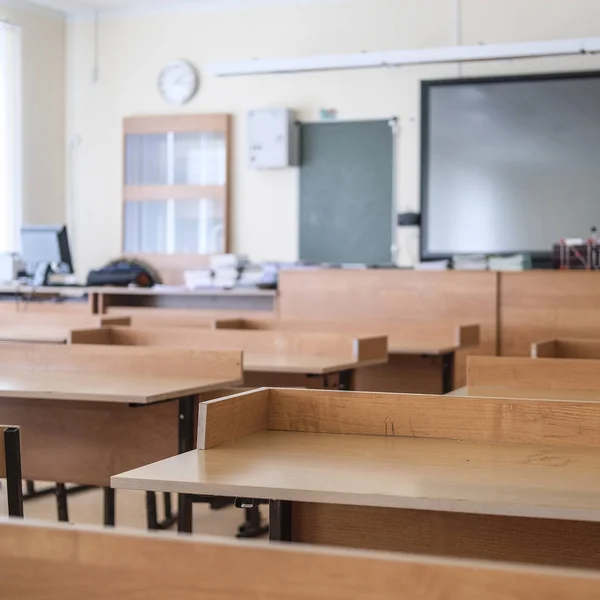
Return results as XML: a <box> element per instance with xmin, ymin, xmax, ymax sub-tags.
<box><xmin>244</xmin><ymin>353</ymin><xmax>376</xmax><ymax>374</ymax></box>
<box><xmin>0</xmin><ymin>370</ymin><xmax>241</xmax><ymax>404</ymax></box>
<box><xmin>112</xmin><ymin>429</ymin><xmax>600</xmax><ymax>521</ymax></box>
<box><xmin>0</xmin><ymin>326</ymin><xmax>69</xmax><ymax>344</ymax></box>
<box><xmin>89</xmin><ymin>286</ymin><xmax>277</xmax><ymax>297</ymax></box>
<box><xmin>449</xmin><ymin>386</ymin><xmax>600</xmax><ymax>401</ymax></box>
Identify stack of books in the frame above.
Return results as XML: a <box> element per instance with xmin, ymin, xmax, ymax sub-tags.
<box><xmin>488</xmin><ymin>254</ymin><xmax>532</xmax><ymax>271</ymax></box>
<box><xmin>453</xmin><ymin>255</ymin><xmax>488</xmax><ymax>270</ymax></box>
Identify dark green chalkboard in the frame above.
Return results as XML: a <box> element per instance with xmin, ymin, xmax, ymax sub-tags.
<box><xmin>299</xmin><ymin>120</ymin><xmax>394</xmax><ymax>264</ymax></box>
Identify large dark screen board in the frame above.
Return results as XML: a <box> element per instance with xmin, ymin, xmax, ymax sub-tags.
<box><xmin>299</xmin><ymin>120</ymin><xmax>393</xmax><ymax>264</ymax></box>
<box><xmin>421</xmin><ymin>72</ymin><xmax>600</xmax><ymax>260</ymax></box>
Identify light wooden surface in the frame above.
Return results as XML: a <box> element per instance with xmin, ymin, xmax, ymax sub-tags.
<box><xmin>278</xmin><ymin>270</ymin><xmax>497</xmax><ymax>387</ymax></box>
<box><xmin>218</xmin><ymin>318</ymin><xmax>478</xmax><ymax>392</ymax></box>
<box><xmin>71</xmin><ymin>326</ymin><xmax>388</xmax><ymax>374</ymax></box>
<box><xmin>467</xmin><ymin>355</ymin><xmax>600</xmax><ymax>392</ymax></box>
<box><xmin>216</xmin><ymin>318</ymin><xmax>480</xmax><ymax>355</ymax></box>
<box><xmin>532</xmin><ymin>338</ymin><xmax>600</xmax><ymax>359</ymax></box>
<box><xmin>4</xmin><ymin>398</ymin><xmax>186</xmax><ymax>484</ymax></box>
<box><xmin>292</xmin><ymin>503</ymin><xmax>600</xmax><ymax>569</ymax></box>
<box><xmin>106</xmin><ymin>306</ymin><xmax>275</xmax><ymax>328</ymax></box>
<box><xmin>113</xmin><ymin>428</ymin><xmax>600</xmax><ymax>522</ymax></box>
<box><xmin>500</xmin><ymin>271</ymin><xmax>600</xmax><ymax>356</ymax></box>
<box><xmin>4</xmin><ymin>520</ymin><xmax>600</xmax><ymax>600</ymax></box>
<box><xmin>198</xmin><ymin>388</ymin><xmax>269</xmax><ymax>450</ymax></box>
<box><xmin>115</xmin><ymin>387</ymin><xmax>600</xmax><ymax>520</ymax></box>
<box><xmin>0</xmin><ymin>314</ymin><xmax>129</xmax><ymax>344</ymax></box>
<box><xmin>0</xmin><ymin>343</ymin><xmax>242</xmax><ymax>404</ymax></box>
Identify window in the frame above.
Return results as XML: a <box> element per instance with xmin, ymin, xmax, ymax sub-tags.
<box><xmin>122</xmin><ymin>115</ymin><xmax>231</xmax><ymax>256</ymax></box>
<box><xmin>0</xmin><ymin>22</ymin><xmax>21</xmax><ymax>253</ymax></box>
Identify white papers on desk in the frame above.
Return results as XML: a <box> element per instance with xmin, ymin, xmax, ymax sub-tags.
<box><xmin>453</xmin><ymin>255</ymin><xmax>488</xmax><ymax>270</ymax></box>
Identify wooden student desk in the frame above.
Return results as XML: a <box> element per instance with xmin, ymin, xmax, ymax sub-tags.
<box><xmin>70</xmin><ymin>326</ymin><xmax>388</xmax><ymax>390</ymax></box>
<box><xmin>0</xmin><ymin>343</ymin><xmax>242</xmax><ymax>532</ymax></box>
<box><xmin>0</xmin><ymin>313</ymin><xmax>130</xmax><ymax>344</ymax></box>
<box><xmin>214</xmin><ymin>318</ymin><xmax>480</xmax><ymax>394</ymax></box>
<box><xmin>4</xmin><ymin>520</ymin><xmax>600</xmax><ymax>600</ymax></box>
<box><xmin>91</xmin><ymin>285</ymin><xmax>277</xmax><ymax>314</ymax></box>
<box><xmin>114</xmin><ymin>387</ymin><xmax>600</xmax><ymax>569</ymax></box>
<box><xmin>451</xmin><ymin>355</ymin><xmax>600</xmax><ymax>401</ymax></box>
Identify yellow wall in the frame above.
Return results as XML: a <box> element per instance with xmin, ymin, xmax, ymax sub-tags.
<box><xmin>1</xmin><ymin>1</ymin><xmax>65</xmax><ymax>227</ymax></box>
<box><xmin>66</xmin><ymin>0</ymin><xmax>600</xmax><ymax>276</ymax></box>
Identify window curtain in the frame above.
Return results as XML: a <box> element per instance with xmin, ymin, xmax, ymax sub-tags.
<box><xmin>0</xmin><ymin>22</ymin><xmax>21</xmax><ymax>253</ymax></box>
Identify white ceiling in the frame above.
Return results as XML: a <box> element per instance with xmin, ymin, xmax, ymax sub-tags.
<box><xmin>27</xmin><ymin>0</ymin><xmax>199</xmax><ymax>13</ymax></box>
<box><xmin>25</xmin><ymin>0</ymin><xmax>319</xmax><ymax>15</ymax></box>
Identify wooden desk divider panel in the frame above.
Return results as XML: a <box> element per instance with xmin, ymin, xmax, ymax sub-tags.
<box><xmin>467</xmin><ymin>355</ymin><xmax>600</xmax><ymax>394</ymax></box>
<box><xmin>0</xmin><ymin>315</ymin><xmax>131</xmax><ymax>344</ymax></box>
<box><xmin>70</xmin><ymin>326</ymin><xmax>387</xmax><ymax>364</ymax></box>
<box><xmin>180</xmin><ymin>387</ymin><xmax>600</xmax><ymax>568</ymax></box>
<box><xmin>500</xmin><ymin>271</ymin><xmax>600</xmax><ymax>357</ymax></box>
<box><xmin>0</xmin><ymin>426</ymin><xmax>23</xmax><ymax>517</ymax></box>
<box><xmin>215</xmin><ymin>318</ymin><xmax>481</xmax><ymax>354</ymax></box>
<box><xmin>278</xmin><ymin>270</ymin><xmax>496</xmax><ymax>390</ymax></box>
<box><xmin>0</xmin><ymin>342</ymin><xmax>241</xmax><ymax>383</ymax></box>
<box><xmin>531</xmin><ymin>338</ymin><xmax>600</xmax><ymax>359</ymax></box>
<box><xmin>4</xmin><ymin>521</ymin><xmax>600</xmax><ymax>600</ymax></box>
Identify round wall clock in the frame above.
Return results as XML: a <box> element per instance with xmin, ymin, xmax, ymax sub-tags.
<box><xmin>158</xmin><ymin>60</ymin><xmax>199</xmax><ymax>105</ymax></box>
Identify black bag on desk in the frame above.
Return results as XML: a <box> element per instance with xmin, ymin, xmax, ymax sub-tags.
<box><xmin>86</xmin><ymin>259</ymin><xmax>159</xmax><ymax>287</ymax></box>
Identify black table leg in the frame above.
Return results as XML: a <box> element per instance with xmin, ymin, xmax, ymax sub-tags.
<box><xmin>103</xmin><ymin>487</ymin><xmax>115</xmax><ymax>527</ymax></box>
<box><xmin>56</xmin><ymin>484</ymin><xmax>69</xmax><ymax>522</ymax></box>
<box><xmin>269</xmin><ymin>500</ymin><xmax>293</xmax><ymax>542</ymax></box>
<box><xmin>338</xmin><ymin>369</ymin><xmax>354</xmax><ymax>391</ymax></box>
<box><xmin>4</xmin><ymin>427</ymin><xmax>23</xmax><ymax>518</ymax></box>
<box><xmin>177</xmin><ymin>395</ymin><xmax>195</xmax><ymax>534</ymax></box>
<box><xmin>23</xmin><ymin>482</ymin><xmax>93</xmax><ymax>501</ymax></box>
<box><xmin>146</xmin><ymin>490</ymin><xmax>158</xmax><ymax>530</ymax></box>
<box><xmin>442</xmin><ymin>352</ymin><xmax>455</xmax><ymax>394</ymax></box>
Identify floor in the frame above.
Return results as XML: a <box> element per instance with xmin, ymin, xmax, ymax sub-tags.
<box><xmin>0</xmin><ymin>481</ymin><xmax>269</xmax><ymax>540</ymax></box>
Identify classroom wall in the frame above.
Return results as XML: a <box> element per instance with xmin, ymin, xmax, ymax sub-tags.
<box><xmin>66</xmin><ymin>0</ymin><xmax>600</xmax><ymax>277</ymax></box>
<box><xmin>0</xmin><ymin>1</ymin><xmax>65</xmax><ymax>227</ymax></box>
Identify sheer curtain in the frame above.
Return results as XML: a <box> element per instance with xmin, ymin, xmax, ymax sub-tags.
<box><xmin>0</xmin><ymin>22</ymin><xmax>21</xmax><ymax>253</ymax></box>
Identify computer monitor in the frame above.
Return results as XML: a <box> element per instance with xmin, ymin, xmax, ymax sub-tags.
<box><xmin>21</xmin><ymin>225</ymin><xmax>73</xmax><ymax>276</ymax></box>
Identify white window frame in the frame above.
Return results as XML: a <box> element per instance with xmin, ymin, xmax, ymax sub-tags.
<box><xmin>0</xmin><ymin>22</ymin><xmax>22</xmax><ymax>253</ymax></box>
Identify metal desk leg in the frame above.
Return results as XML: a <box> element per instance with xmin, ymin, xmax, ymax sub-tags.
<box><xmin>146</xmin><ymin>490</ymin><xmax>158</xmax><ymax>530</ymax></box>
<box><xmin>177</xmin><ymin>395</ymin><xmax>195</xmax><ymax>534</ymax></box>
<box><xmin>441</xmin><ymin>352</ymin><xmax>455</xmax><ymax>394</ymax></box>
<box><xmin>269</xmin><ymin>500</ymin><xmax>293</xmax><ymax>542</ymax></box>
<box><xmin>24</xmin><ymin>482</ymin><xmax>93</xmax><ymax>500</ymax></box>
<box><xmin>56</xmin><ymin>484</ymin><xmax>69</xmax><ymax>522</ymax></box>
<box><xmin>4</xmin><ymin>428</ymin><xmax>23</xmax><ymax>518</ymax></box>
<box><xmin>103</xmin><ymin>487</ymin><xmax>115</xmax><ymax>527</ymax></box>
<box><xmin>338</xmin><ymin>369</ymin><xmax>354</xmax><ymax>391</ymax></box>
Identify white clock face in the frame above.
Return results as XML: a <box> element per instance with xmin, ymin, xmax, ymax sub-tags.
<box><xmin>158</xmin><ymin>60</ymin><xmax>199</xmax><ymax>105</ymax></box>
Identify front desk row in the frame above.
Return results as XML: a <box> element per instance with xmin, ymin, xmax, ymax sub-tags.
<box><xmin>6</xmin><ymin>355</ymin><xmax>600</xmax><ymax>598</ymax></box>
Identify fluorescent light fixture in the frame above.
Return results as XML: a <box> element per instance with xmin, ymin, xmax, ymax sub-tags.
<box><xmin>208</xmin><ymin>36</ymin><xmax>600</xmax><ymax>77</ymax></box>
